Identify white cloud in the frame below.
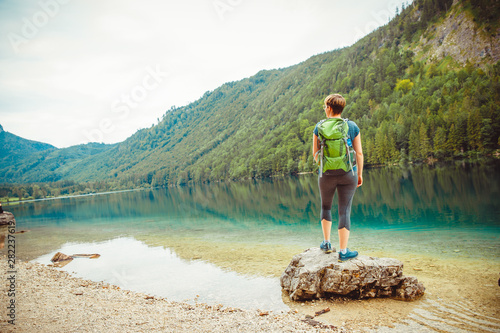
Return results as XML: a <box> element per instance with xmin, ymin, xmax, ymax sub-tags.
<box><xmin>0</xmin><ymin>0</ymin><xmax>409</xmax><ymax>148</ymax></box>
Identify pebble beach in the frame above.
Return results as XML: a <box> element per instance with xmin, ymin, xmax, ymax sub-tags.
<box><xmin>0</xmin><ymin>258</ymin><xmax>341</xmax><ymax>333</ymax></box>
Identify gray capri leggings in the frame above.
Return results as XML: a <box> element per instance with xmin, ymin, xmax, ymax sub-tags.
<box><xmin>318</xmin><ymin>170</ymin><xmax>357</xmax><ymax>230</ymax></box>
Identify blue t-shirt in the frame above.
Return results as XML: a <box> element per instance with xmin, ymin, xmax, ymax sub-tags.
<box><xmin>313</xmin><ymin>119</ymin><xmax>360</xmax><ymax>140</ymax></box>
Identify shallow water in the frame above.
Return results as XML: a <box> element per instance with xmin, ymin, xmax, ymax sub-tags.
<box><xmin>34</xmin><ymin>237</ymin><xmax>288</xmax><ymax>311</ymax></box>
<box><xmin>3</xmin><ymin>162</ymin><xmax>500</xmax><ymax>311</ymax></box>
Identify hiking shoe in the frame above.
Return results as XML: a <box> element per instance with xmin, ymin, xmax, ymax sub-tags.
<box><xmin>338</xmin><ymin>248</ymin><xmax>358</xmax><ymax>262</ymax></box>
<box><xmin>320</xmin><ymin>241</ymin><xmax>333</xmax><ymax>253</ymax></box>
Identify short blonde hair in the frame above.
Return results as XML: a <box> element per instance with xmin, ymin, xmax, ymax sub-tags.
<box><xmin>324</xmin><ymin>94</ymin><xmax>346</xmax><ymax>115</ymax></box>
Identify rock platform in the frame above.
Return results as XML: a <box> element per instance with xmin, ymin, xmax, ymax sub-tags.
<box><xmin>280</xmin><ymin>247</ymin><xmax>425</xmax><ymax>301</ymax></box>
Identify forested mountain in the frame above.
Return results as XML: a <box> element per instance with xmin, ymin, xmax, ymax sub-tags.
<box><xmin>0</xmin><ymin>124</ymin><xmax>56</xmax><ymax>168</ymax></box>
<box><xmin>1</xmin><ymin>0</ymin><xmax>499</xmax><ymax>194</ymax></box>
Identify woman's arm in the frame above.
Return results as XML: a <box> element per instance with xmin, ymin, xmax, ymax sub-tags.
<box><xmin>352</xmin><ymin>133</ymin><xmax>364</xmax><ymax>187</ymax></box>
<box><xmin>312</xmin><ymin>134</ymin><xmax>320</xmax><ymax>163</ymax></box>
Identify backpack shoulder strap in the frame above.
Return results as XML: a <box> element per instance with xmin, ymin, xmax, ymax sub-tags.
<box><xmin>338</xmin><ymin>118</ymin><xmax>348</xmax><ymax>138</ymax></box>
<box><xmin>343</xmin><ymin>118</ymin><xmax>354</xmax><ymax>146</ymax></box>
<box><xmin>342</xmin><ymin>118</ymin><xmax>356</xmax><ymax>175</ymax></box>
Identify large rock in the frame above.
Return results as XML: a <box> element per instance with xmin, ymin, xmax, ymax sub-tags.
<box><xmin>280</xmin><ymin>247</ymin><xmax>425</xmax><ymax>301</ymax></box>
<box><xmin>0</xmin><ymin>211</ymin><xmax>15</xmax><ymax>226</ymax></box>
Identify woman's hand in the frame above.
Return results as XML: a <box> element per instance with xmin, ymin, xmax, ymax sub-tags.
<box><xmin>357</xmin><ymin>174</ymin><xmax>363</xmax><ymax>187</ymax></box>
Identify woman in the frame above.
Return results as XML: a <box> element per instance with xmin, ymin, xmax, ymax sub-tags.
<box><xmin>312</xmin><ymin>94</ymin><xmax>363</xmax><ymax>261</ymax></box>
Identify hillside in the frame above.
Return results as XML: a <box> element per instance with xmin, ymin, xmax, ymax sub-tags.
<box><xmin>0</xmin><ymin>124</ymin><xmax>55</xmax><ymax>154</ymax></box>
<box><xmin>0</xmin><ymin>124</ymin><xmax>56</xmax><ymax>176</ymax></box>
<box><xmin>0</xmin><ymin>139</ymin><xmax>114</xmax><ymax>183</ymax></box>
<box><xmin>1</xmin><ymin>0</ymin><xmax>499</xmax><ymax>191</ymax></box>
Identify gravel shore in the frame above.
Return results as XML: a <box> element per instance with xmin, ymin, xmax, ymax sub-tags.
<box><xmin>0</xmin><ymin>258</ymin><xmax>342</xmax><ymax>332</ymax></box>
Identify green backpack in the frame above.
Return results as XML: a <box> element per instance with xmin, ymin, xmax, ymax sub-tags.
<box><xmin>315</xmin><ymin>118</ymin><xmax>356</xmax><ymax>176</ymax></box>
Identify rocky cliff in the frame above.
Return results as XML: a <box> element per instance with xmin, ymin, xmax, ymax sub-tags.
<box><xmin>414</xmin><ymin>0</ymin><xmax>499</xmax><ymax>65</ymax></box>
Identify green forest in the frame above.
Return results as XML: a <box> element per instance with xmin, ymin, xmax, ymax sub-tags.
<box><xmin>1</xmin><ymin>0</ymin><xmax>499</xmax><ymax>200</ymax></box>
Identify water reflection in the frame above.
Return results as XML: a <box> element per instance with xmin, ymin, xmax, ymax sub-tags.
<box><xmin>8</xmin><ymin>162</ymin><xmax>499</xmax><ymax>231</ymax></box>
<box><xmin>354</xmin><ymin>162</ymin><xmax>499</xmax><ymax>229</ymax></box>
<box><xmin>35</xmin><ymin>237</ymin><xmax>289</xmax><ymax>311</ymax></box>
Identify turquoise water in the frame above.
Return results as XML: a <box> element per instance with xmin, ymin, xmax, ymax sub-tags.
<box><xmin>2</xmin><ymin>162</ymin><xmax>500</xmax><ymax>309</ymax></box>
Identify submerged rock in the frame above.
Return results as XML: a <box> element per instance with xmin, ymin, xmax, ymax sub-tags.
<box><xmin>51</xmin><ymin>252</ymin><xmax>73</xmax><ymax>262</ymax></box>
<box><xmin>280</xmin><ymin>247</ymin><xmax>425</xmax><ymax>301</ymax></box>
<box><xmin>50</xmin><ymin>252</ymin><xmax>74</xmax><ymax>267</ymax></box>
<box><xmin>0</xmin><ymin>211</ymin><xmax>15</xmax><ymax>226</ymax></box>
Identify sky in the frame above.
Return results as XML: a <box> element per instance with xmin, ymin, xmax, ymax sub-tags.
<box><xmin>0</xmin><ymin>0</ymin><xmax>411</xmax><ymax>148</ymax></box>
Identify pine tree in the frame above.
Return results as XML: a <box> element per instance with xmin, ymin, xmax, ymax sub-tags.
<box><xmin>375</xmin><ymin>128</ymin><xmax>386</xmax><ymax>162</ymax></box>
<box><xmin>434</xmin><ymin>127</ymin><xmax>447</xmax><ymax>155</ymax></box>
<box><xmin>409</xmin><ymin>124</ymin><xmax>420</xmax><ymax>160</ymax></box>
<box><xmin>467</xmin><ymin>109</ymin><xmax>483</xmax><ymax>151</ymax></box>
<box><xmin>419</xmin><ymin>122</ymin><xmax>431</xmax><ymax>159</ymax></box>
<box><xmin>447</xmin><ymin>122</ymin><xmax>466</xmax><ymax>155</ymax></box>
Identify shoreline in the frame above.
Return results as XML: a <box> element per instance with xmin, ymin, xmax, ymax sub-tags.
<box><xmin>0</xmin><ymin>258</ymin><xmax>338</xmax><ymax>333</ymax></box>
<box><xmin>1</xmin><ymin>188</ymin><xmax>146</xmax><ymax>206</ymax></box>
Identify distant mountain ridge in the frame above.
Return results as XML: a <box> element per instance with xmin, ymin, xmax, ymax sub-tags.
<box><xmin>0</xmin><ymin>124</ymin><xmax>56</xmax><ymax>170</ymax></box>
<box><xmin>1</xmin><ymin>0</ymin><xmax>499</xmax><ymax>186</ymax></box>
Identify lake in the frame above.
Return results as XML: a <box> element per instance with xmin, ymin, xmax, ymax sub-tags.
<box><xmin>2</xmin><ymin>162</ymin><xmax>500</xmax><ymax>314</ymax></box>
